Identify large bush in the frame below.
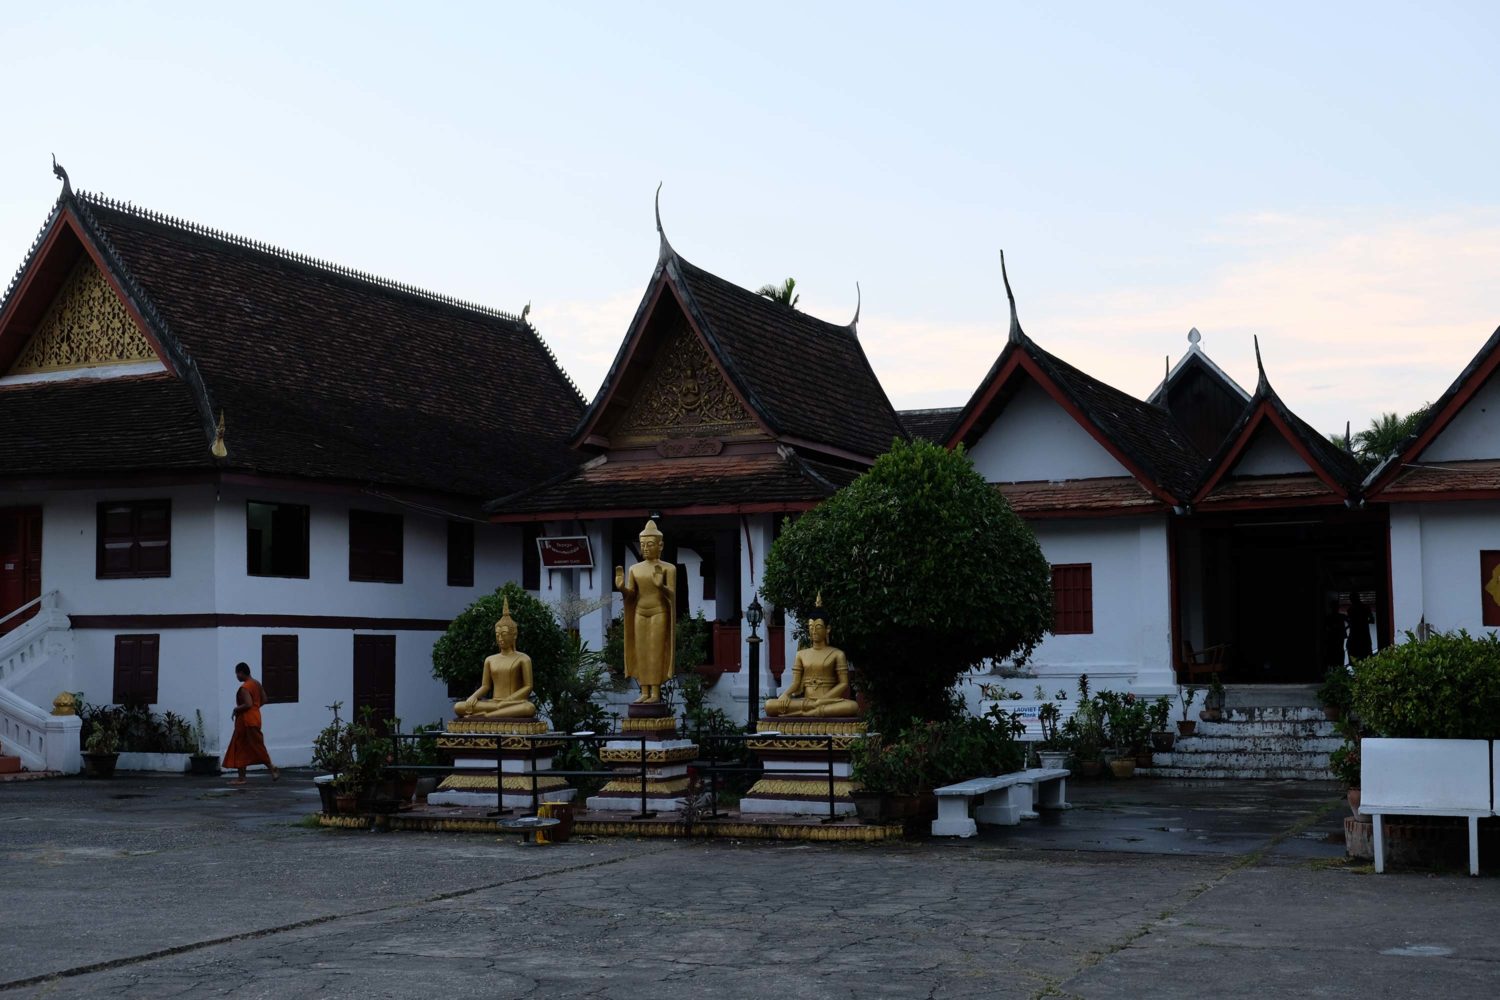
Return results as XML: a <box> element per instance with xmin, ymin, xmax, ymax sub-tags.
<box><xmin>761</xmin><ymin>438</ymin><xmax>1052</xmax><ymax>728</ymax></box>
<box><xmin>1351</xmin><ymin>629</ymin><xmax>1500</xmax><ymax>739</ymax></box>
<box><xmin>431</xmin><ymin>583</ymin><xmax>571</xmax><ymax>711</ymax></box>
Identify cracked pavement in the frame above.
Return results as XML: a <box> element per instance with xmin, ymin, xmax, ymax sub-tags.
<box><xmin>2</xmin><ymin>774</ymin><xmax>1497</xmax><ymax>998</ymax></box>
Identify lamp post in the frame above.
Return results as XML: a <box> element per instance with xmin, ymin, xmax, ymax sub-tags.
<box><xmin>745</xmin><ymin>596</ymin><xmax>764</xmax><ymax>730</ymax></box>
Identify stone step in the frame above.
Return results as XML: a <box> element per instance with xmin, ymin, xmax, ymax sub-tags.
<box><xmin>1174</xmin><ymin>735</ymin><xmax>1343</xmax><ymax>753</ymax></box>
<box><xmin>1144</xmin><ymin>765</ymin><xmax>1334</xmax><ymax>780</ymax></box>
<box><xmin>1191</xmin><ymin>719</ymin><xmax>1336</xmax><ymax>738</ymax></box>
<box><xmin>1221</xmin><ymin>706</ymin><xmax>1331</xmax><ymax>723</ymax></box>
<box><xmin>1150</xmin><ymin>749</ymin><xmax>1332</xmax><ymax>778</ymax></box>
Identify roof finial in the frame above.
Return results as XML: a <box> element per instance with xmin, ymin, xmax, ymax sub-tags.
<box><xmin>51</xmin><ymin>154</ymin><xmax>70</xmax><ymax>196</ymax></box>
<box><xmin>1187</xmin><ymin>326</ymin><xmax>1201</xmax><ymax>347</ymax></box>
<box><xmin>848</xmin><ymin>281</ymin><xmax>861</xmax><ymax>331</ymax></box>
<box><xmin>521</xmin><ymin>301</ymin><xmax>531</xmax><ymax>325</ymax></box>
<box><xmin>655</xmin><ymin>181</ymin><xmax>674</xmax><ymax>262</ymax></box>
<box><xmin>1000</xmin><ymin>250</ymin><xmax>1024</xmax><ymax>344</ymax></box>
<box><xmin>1344</xmin><ymin>419</ymin><xmax>1352</xmax><ymax>453</ymax></box>
<box><xmin>1165</xmin><ymin>354</ymin><xmax>1170</xmax><ymax>387</ymax></box>
<box><xmin>210</xmin><ymin>411</ymin><xmax>227</xmax><ymax>459</ymax></box>
<box><xmin>1253</xmin><ymin>334</ymin><xmax>1270</xmax><ymax>392</ymax></box>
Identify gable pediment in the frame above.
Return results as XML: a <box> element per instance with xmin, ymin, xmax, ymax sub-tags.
<box><xmin>6</xmin><ymin>258</ymin><xmax>160</xmax><ymax>377</ymax></box>
<box><xmin>1228</xmin><ymin>421</ymin><xmax>1314</xmax><ymax>477</ymax></box>
<box><xmin>607</xmin><ymin>309</ymin><xmax>763</xmax><ymax>447</ymax></box>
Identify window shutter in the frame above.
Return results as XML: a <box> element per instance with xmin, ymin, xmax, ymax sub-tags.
<box><xmin>1050</xmin><ymin>564</ymin><xmax>1094</xmax><ymax>635</ymax></box>
<box><xmin>261</xmin><ymin>635</ymin><xmax>299</xmax><ymax>704</ymax></box>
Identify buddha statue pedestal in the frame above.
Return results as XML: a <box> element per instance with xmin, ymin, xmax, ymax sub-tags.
<box><xmin>584</xmin><ymin>702</ymin><xmax>699</xmax><ymax>813</ymax></box>
<box><xmin>427</xmin><ymin>719</ymin><xmax>576</xmax><ymax>809</ymax></box>
<box><xmin>740</xmin><ymin>718</ymin><xmax>868</xmax><ymax>817</ymax></box>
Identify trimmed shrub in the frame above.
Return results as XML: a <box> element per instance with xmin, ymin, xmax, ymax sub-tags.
<box><xmin>430</xmin><ymin>583</ymin><xmax>570</xmax><ymax>711</ymax></box>
<box><xmin>1351</xmin><ymin>629</ymin><xmax>1500</xmax><ymax>739</ymax></box>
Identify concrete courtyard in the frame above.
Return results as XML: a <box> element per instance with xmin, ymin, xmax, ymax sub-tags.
<box><xmin>1</xmin><ymin>773</ymin><xmax>1496</xmax><ymax>999</ymax></box>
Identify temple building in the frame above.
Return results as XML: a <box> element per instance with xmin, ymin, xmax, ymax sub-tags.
<box><xmin>0</xmin><ymin>173</ymin><xmax>584</xmax><ymax>765</ymax></box>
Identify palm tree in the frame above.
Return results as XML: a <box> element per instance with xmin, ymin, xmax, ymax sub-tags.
<box><xmin>1331</xmin><ymin>406</ymin><xmax>1430</xmax><ymax>471</ymax></box>
<box><xmin>757</xmin><ymin>277</ymin><xmax>799</xmax><ymax>309</ymax></box>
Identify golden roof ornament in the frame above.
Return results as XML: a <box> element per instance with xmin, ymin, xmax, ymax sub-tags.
<box><xmin>210</xmin><ymin>410</ymin><xmax>227</xmax><ymax>458</ymax></box>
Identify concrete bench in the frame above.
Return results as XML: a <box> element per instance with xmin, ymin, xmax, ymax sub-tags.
<box><xmin>1359</xmin><ymin>738</ymin><xmax>1491</xmax><ymax>876</ymax></box>
<box><xmin>932</xmin><ymin>767</ymin><xmax>1071</xmax><ymax>838</ymax></box>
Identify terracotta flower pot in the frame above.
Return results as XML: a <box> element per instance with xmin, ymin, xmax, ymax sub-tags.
<box><xmin>1078</xmin><ymin>760</ymin><xmax>1104</xmax><ymax>779</ymax></box>
<box><xmin>1108</xmin><ymin>756</ymin><xmax>1136</xmax><ymax>779</ymax></box>
<box><xmin>335</xmin><ymin>792</ymin><xmax>358</xmax><ymax>814</ymax></box>
<box><xmin>1347</xmin><ymin>787</ymin><xmax>1361</xmax><ymax>816</ymax></box>
<box><xmin>1151</xmin><ymin>731</ymin><xmax>1176</xmax><ymax>752</ymax></box>
<box><xmin>1177</xmin><ymin>720</ymin><xmax>1197</xmax><ymax>737</ymax></box>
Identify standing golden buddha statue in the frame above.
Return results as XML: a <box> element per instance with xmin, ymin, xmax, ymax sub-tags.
<box><xmin>453</xmin><ymin>598</ymin><xmax>538</xmax><ymax>719</ymax></box>
<box><xmin>765</xmin><ymin>594</ymin><xmax>861</xmax><ymax>718</ymax></box>
<box><xmin>614</xmin><ymin>519</ymin><xmax>676</xmax><ymax>703</ymax></box>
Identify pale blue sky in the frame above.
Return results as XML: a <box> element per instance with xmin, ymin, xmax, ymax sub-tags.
<box><xmin>4</xmin><ymin>2</ymin><xmax>1498</xmax><ymax>434</ymax></box>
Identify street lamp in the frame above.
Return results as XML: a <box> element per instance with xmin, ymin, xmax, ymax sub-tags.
<box><xmin>745</xmin><ymin>596</ymin><xmax>764</xmax><ymax>729</ymax></box>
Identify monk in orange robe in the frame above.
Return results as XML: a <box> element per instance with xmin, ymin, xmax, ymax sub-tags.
<box><xmin>223</xmin><ymin>662</ymin><xmax>279</xmax><ymax>784</ymax></box>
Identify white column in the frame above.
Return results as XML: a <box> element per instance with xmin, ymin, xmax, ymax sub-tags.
<box><xmin>1136</xmin><ymin>518</ymin><xmax>1176</xmax><ymax>692</ymax></box>
<box><xmin>737</xmin><ymin>513</ymin><xmax>775</xmax><ymax>710</ymax></box>
<box><xmin>576</xmin><ymin>520</ymin><xmax>612</xmax><ymax>652</ymax></box>
<box><xmin>1388</xmin><ymin>505</ymin><xmax>1424</xmax><ymax>637</ymax></box>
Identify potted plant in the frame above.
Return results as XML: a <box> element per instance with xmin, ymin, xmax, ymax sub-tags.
<box><xmin>82</xmin><ymin>720</ymin><xmax>120</xmax><ymax>778</ymax></box>
<box><xmin>188</xmin><ymin>709</ymin><xmax>220</xmax><ymax>776</ymax></box>
<box><xmin>1199</xmin><ymin>675</ymin><xmax>1226</xmax><ymax>722</ymax></box>
<box><xmin>1177</xmin><ymin>687</ymin><xmax>1199</xmax><ymax>736</ymax></box>
<box><xmin>850</xmin><ymin>734</ymin><xmax>926</xmax><ymax>823</ymax></box>
<box><xmin>1318</xmin><ymin>664</ymin><xmax>1353</xmax><ymax>722</ymax></box>
<box><xmin>311</xmin><ymin>703</ymin><xmax>356</xmax><ymax>814</ymax></box>
<box><xmin>1329</xmin><ymin>735</ymin><xmax>1361</xmax><ymax>816</ymax></box>
<box><xmin>407</xmin><ymin>720</ymin><xmax>446</xmax><ymax>802</ymax></box>
<box><xmin>1035</xmin><ymin>697</ymin><xmax>1069</xmax><ymax>769</ymax></box>
<box><xmin>1148</xmin><ymin>695</ymin><xmax>1175</xmax><ymax>752</ymax></box>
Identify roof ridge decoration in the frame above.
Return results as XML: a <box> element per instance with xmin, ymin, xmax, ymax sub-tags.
<box><xmin>75</xmin><ymin>188</ymin><xmax>584</xmax><ymax>404</ymax></box>
<box><xmin>1001</xmin><ymin>249</ymin><xmax>1026</xmax><ymax>346</ymax></box>
<box><xmin>655</xmin><ymin>181</ymin><xmax>673</xmax><ymax>264</ymax></box>
<box><xmin>1147</xmin><ymin>326</ymin><xmax>1252</xmax><ymax>406</ymax></box>
<box><xmin>848</xmin><ymin>281</ymin><xmax>861</xmax><ymax>332</ymax></box>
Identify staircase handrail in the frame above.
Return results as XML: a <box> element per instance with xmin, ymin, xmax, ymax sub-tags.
<box><xmin>0</xmin><ymin>590</ymin><xmax>56</xmax><ymax>631</ymax></box>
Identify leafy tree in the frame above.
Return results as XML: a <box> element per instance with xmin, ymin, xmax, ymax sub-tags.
<box><xmin>761</xmin><ymin>438</ymin><xmax>1053</xmax><ymax>730</ymax></box>
<box><xmin>1328</xmin><ymin>406</ymin><xmax>1430</xmax><ymax>471</ymax></box>
<box><xmin>430</xmin><ymin>583</ymin><xmax>570</xmax><ymax>712</ymax></box>
<box><xmin>756</xmin><ymin>277</ymin><xmax>799</xmax><ymax>309</ymax></box>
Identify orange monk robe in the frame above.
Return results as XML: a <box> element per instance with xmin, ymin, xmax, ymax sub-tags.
<box><xmin>222</xmin><ymin>678</ymin><xmax>273</xmax><ymax>769</ymax></box>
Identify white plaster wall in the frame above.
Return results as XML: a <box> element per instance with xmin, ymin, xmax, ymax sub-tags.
<box><xmin>1013</xmin><ymin>517</ymin><xmax>1176</xmax><ymax>694</ymax></box>
<box><xmin>39</xmin><ymin>483</ymin><xmax>218</xmax><ymax>617</ymax></box>
<box><xmin>1231</xmin><ymin>429</ymin><xmax>1309</xmax><ymax>477</ymax></box>
<box><xmin>1390</xmin><ymin>501</ymin><xmax>1500</xmax><ymax>638</ymax></box>
<box><xmin>1420</xmin><ymin>373</ymin><xmax>1500</xmax><ymax>462</ymax></box>
<box><xmin>69</xmin><ymin>627</ymin><xmax>222</xmax><ymax>743</ymax></box>
<box><xmin>966</xmin><ymin>380</ymin><xmax>1130</xmax><ymax>483</ymax></box>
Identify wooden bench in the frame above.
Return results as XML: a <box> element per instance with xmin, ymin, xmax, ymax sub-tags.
<box><xmin>1359</xmin><ymin>737</ymin><xmax>1491</xmax><ymax>876</ymax></box>
<box><xmin>932</xmin><ymin>767</ymin><xmax>1071</xmax><ymax>838</ymax></box>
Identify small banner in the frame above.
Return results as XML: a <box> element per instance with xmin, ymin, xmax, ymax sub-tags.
<box><xmin>1482</xmin><ymin>551</ymin><xmax>1500</xmax><ymax>626</ymax></box>
<box><xmin>537</xmin><ymin>536</ymin><xmax>594</xmax><ymax>570</ymax></box>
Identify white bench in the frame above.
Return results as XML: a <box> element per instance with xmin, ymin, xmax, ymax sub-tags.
<box><xmin>932</xmin><ymin>767</ymin><xmax>1071</xmax><ymax>838</ymax></box>
<box><xmin>1358</xmin><ymin>738</ymin><xmax>1491</xmax><ymax>876</ymax></box>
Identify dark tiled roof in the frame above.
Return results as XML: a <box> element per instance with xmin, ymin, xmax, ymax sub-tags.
<box><xmin>996</xmin><ymin>478</ymin><xmax>1166</xmax><ymax>515</ymax></box>
<box><xmin>2</xmin><ymin>191</ymin><xmax>586</xmax><ymax>498</ymax></box>
<box><xmin>899</xmin><ymin>407</ymin><xmax>961</xmax><ymax>443</ymax></box>
<box><xmin>1198</xmin><ymin>473</ymin><xmax>1341</xmax><ymax>505</ymax></box>
<box><xmin>0</xmin><ymin>374</ymin><xmax>207</xmax><ymax>476</ymax></box>
<box><xmin>1377</xmin><ymin>460</ymin><xmax>1500</xmax><ymax>498</ymax></box>
<box><xmin>671</xmin><ymin>256</ymin><xmax>906</xmax><ymax>458</ymax></box>
<box><xmin>490</xmin><ymin>450</ymin><xmax>860</xmax><ymax>518</ymax></box>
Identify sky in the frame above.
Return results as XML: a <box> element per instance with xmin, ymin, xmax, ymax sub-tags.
<box><xmin>3</xmin><ymin>1</ymin><xmax>1498</xmax><ymax>436</ymax></box>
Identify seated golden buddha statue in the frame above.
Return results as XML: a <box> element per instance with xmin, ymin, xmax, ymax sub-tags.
<box><xmin>453</xmin><ymin>598</ymin><xmax>538</xmax><ymax>719</ymax></box>
<box><xmin>764</xmin><ymin>595</ymin><xmax>860</xmax><ymax>718</ymax></box>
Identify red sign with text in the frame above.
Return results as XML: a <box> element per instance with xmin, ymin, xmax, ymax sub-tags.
<box><xmin>537</xmin><ymin>536</ymin><xmax>594</xmax><ymax>570</ymax></box>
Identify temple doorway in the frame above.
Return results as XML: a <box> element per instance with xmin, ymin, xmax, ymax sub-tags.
<box><xmin>0</xmin><ymin>507</ymin><xmax>42</xmax><ymax>637</ymax></box>
<box><xmin>1174</xmin><ymin>507</ymin><xmax>1389</xmax><ymax>683</ymax></box>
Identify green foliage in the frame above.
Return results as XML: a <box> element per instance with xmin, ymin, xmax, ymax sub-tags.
<box><xmin>1147</xmin><ymin>695</ymin><xmax>1172</xmax><ymax>733</ymax></box>
<box><xmin>851</xmin><ymin>711</ymin><xmax>1026</xmax><ymax>795</ymax></box>
<box><xmin>602</xmin><ymin>615</ymin><xmax>625</xmax><ymax>679</ymax></box>
<box><xmin>79</xmin><ymin>703</ymin><xmax>194</xmax><ymax>753</ymax></box>
<box><xmin>602</xmin><ymin>610</ymin><xmax>711</xmax><ymax>678</ymax></box>
<box><xmin>1329</xmin><ymin>407</ymin><xmax>1430</xmax><ymax>471</ymax></box>
<box><xmin>1329</xmin><ymin>740</ymin><xmax>1361</xmax><ymax>789</ymax></box>
<box><xmin>83</xmin><ymin>717</ymin><xmax>119</xmax><ymax>754</ymax></box>
<box><xmin>543</xmin><ymin>637</ymin><xmax>615</xmax><ymax>736</ymax></box>
<box><xmin>430</xmin><ymin>583</ymin><xmax>571</xmax><ymax>710</ymax></box>
<box><xmin>762</xmin><ymin>438</ymin><xmax>1052</xmax><ymax>730</ymax></box>
<box><xmin>1317</xmin><ymin>664</ymin><xmax>1354</xmax><ymax>715</ymax></box>
<box><xmin>756</xmin><ymin>277</ymin><xmax>799</xmax><ymax>309</ymax></box>
<box><xmin>1350</xmin><ymin>629</ymin><xmax>1500</xmax><ymax>739</ymax></box>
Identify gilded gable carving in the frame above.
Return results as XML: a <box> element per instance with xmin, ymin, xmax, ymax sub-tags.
<box><xmin>9</xmin><ymin>261</ymin><xmax>157</xmax><ymax>374</ymax></box>
<box><xmin>614</xmin><ymin>318</ymin><xmax>760</xmax><ymax>443</ymax></box>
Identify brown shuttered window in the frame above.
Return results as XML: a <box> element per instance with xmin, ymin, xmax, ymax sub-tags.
<box><xmin>247</xmin><ymin>501</ymin><xmax>310</xmax><ymax>578</ymax></box>
<box><xmin>447</xmin><ymin>521</ymin><xmax>475</xmax><ymax>587</ymax></box>
<box><xmin>261</xmin><ymin>635</ymin><xmax>299</xmax><ymax>704</ymax></box>
<box><xmin>113</xmin><ymin>634</ymin><xmax>160</xmax><ymax>705</ymax></box>
<box><xmin>97</xmin><ymin>500</ymin><xmax>171</xmax><ymax>578</ymax></box>
<box><xmin>349</xmin><ymin>509</ymin><xmax>403</xmax><ymax>583</ymax></box>
<box><xmin>1051</xmin><ymin>564</ymin><xmax>1094</xmax><ymax>635</ymax></box>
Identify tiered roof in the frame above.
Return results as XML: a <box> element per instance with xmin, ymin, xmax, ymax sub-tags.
<box><xmin>0</xmin><ymin>180</ymin><xmax>585</xmax><ymax>500</ymax></box>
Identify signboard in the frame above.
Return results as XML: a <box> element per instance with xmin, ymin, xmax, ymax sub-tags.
<box><xmin>537</xmin><ymin>536</ymin><xmax>594</xmax><ymax>570</ymax></box>
<box><xmin>1482</xmin><ymin>551</ymin><xmax>1500</xmax><ymax>626</ymax></box>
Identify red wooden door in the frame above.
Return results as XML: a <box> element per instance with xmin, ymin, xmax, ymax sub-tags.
<box><xmin>352</xmin><ymin>634</ymin><xmax>397</xmax><ymax>731</ymax></box>
<box><xmin>0</xmin><ymin>507</ymin><xmax>41</xmax><ymax>636</ymax></box>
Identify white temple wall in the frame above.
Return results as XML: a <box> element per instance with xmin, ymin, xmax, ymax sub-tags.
<box><xmin>1419</xmin><ymin>373</ymin><xmax>1500</xmax><ymax>462</ymax></box>
<box><xmin>1012</xmin><ymin>516</ymin><xmax>1176</xmax><ymax>694</ymax></box>
<box><xmin>966</xmin><ymin>381</ymin><xmax>1131</xmax><ymax>482</ymax></box>
<box><xmin>1231</xmin><ymin>429</ymin><xmax>1309</xmax><ymax>476</ymax></box>
<box><xmin>1388</xmin><ymin>501</ymin><xmax>1500</xmax><ymax>638</ymax></box>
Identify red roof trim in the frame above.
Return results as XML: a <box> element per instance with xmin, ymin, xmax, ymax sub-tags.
<box><xmin>489</xmin><ymin>499</ymin><xmax>821</xmax><ymax>524</ymax></box>
<box><xmin>1193</xmin><ymin>402</ymin><xmax>1348</xmax><ymax>505</ymax></box>
<box><xmin>946</xmin><ymin>350</ymin><xmax>1176</xmax><ymax>503</ymax></box>
<box><xmin>0</xmin><ymin>208</ymin><xmax>175</xmax><ymax>377</ymax></box>
<box><xmin>1367</xmin><ymin>346</ymin><xmax>1500</xmax><ymax>497</ymax></box>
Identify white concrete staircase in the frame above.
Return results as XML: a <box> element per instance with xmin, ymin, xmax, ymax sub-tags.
<box><xmin>1145</xmin><ymin>686</ymin><xmax>1337</xmax><ymax>780</ymax></box>
<box><xmin>0</xmin><ymin>593</ymin><xmax>80</xmax><ymax>774</ymax></box>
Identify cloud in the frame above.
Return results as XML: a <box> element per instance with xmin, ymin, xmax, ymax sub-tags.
<box><xmin>528</xmin><ymin>291</ymin><xmax>643</xmax><ymax>400</ymax></box>
<box><xmin>866</xmin><ymin>209</ymin><xmax>1500</xmax><ymax>433</ymax></box>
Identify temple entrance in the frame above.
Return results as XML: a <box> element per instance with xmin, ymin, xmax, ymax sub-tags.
<box><xmin>0</xmin><ymin>507</ymin><xmax>42</xmax><ymax>637</ymax></box>
<box><xmin>1174</xmin><ymin>507</ymin><xmax>1389</xmax><ymax>683</ymax></box>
